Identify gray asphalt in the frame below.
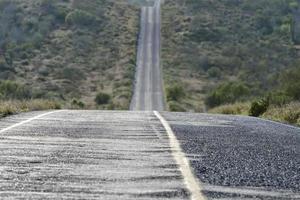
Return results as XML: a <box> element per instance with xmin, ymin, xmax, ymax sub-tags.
<box><xmin>1</xmin><ymin>110</ymin><xmax>300</xmax><ymax>200</ymax></box>
<box><xmin>162</xmin><ymin>112</ymin><xmax>300</xmax><ymax>199</ymax></box>
<box><xmin>0</xmin><ymin>111</ymin><xmax>188</xmax><ymax>200</ymax></box>
<box><xmin>130</xmin><ymin>0</ymin><xmax>165</xmax><ymax>111</ymax></box>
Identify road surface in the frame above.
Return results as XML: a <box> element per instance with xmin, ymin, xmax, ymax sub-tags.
<box><xmin>0</xmin><ymin>110</ymin><xmax>300</xmax><ymax>199</ymax></box>
<box><xmin>1</xmin><ymin>1</ymin><xmax>300</xmax><ymax>200</ymax></box>
<box><xmin>130</xmin><ymin>0</ymin><xmax>165</xmax><ymax>111</ymax></box>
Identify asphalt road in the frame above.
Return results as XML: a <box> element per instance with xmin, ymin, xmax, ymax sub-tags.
<box><xmin>130</xmin><ymin>0</ymin><xmax>165</xmax><ymax>111</ymax></box>
<box><xmin>1</xmin><ymin>110</ymin><xmax>299</xmax><ymax>199</ymax></box>
<box><xmin>163</xmin><ymin>112</ymin><xmax>300</xmax><ymax>199</ymax></box>
<box><xmin>0</xmin><ymin>111</ymin><xmax>188</xmax><ymax>200</ymax></box>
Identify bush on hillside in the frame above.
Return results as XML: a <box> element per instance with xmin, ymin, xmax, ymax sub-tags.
<box><xmin>268</xmin><ymin>92</ymin><xmax>293</xmax><ymax>106</ymax></box>
<box><xmin>280</xmin><ymin>67</ymin><xmax>300</xmax><ymax>100</ymax></box>
<box><xmin>249</xmin><ymin>98</ymin><xmax>269</xmax><ymax>117</ymax></box>
<box><xmin>65</xmin><ymin>9</ymin><xmax>97</xmax><ymax>27</ymax></box>
<box><xmin>205</xmin><ymin>81</ymin><xmax>250</xmax><ymax>108</ymax></box>
<box><xmin>168</xmin><ymin>101</ymin><xmax>186</xmax><ymax>112</ymax></box>
<box><xmin>0</xmin><ymin>58</ymin><xmax>9</xmax><ymax>71</ymax></box>
<box><xmin>71</xmin><ymin>98</ymin><xmax>85</xmax><ymax>108</ymax></box>
<box><xmin>60</xmin><ymin>67</ymin><xmax>84</xmax><ymax>81</ymax></box>
<box><xmin>95</xmin><ymin>92</ymin><xmax>111</xmax><ymax>105</ymax></box>
<box><xmin>0</xmin><ymin>81</ymin><xmax>31</xmax><ymax>100</ymax></box>
<box><xmin>166</xmin><ymin>85</ymin><xmax>185</xmax><ymax>102</ymax></box>
<box><xmin>207</xmin><ymin>67</ymin><xmax>221</xmax><ymax>78</ymax></box>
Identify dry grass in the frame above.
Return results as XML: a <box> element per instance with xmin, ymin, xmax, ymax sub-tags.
<box><xmin>0</xmin><ymin>100</ymin><xmax>61</xmax><ymax>117</ymax></box>
<box><xmin>209</xmin><ymin>102</ymin><xmax>251</xmax><ymax>115</ymax></box>
<box><xmin>209</xmin><ymin>101</ymin><xmax>300</xmax><ymax>127</ymax></box>
<box><xmin>262</xmin><ymin>102</ymin><xmax>300</xmax><ymax>126</ymax></box>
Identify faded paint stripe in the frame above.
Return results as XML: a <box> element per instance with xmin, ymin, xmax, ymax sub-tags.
<box><xmin>154</xmin><ymin>111</ymin><xmax>206</xmax><ymax>200</ymax></box>
<box><xmin>0</xmin><ymin>110</ymin><xmax>64</xmax><ymax>134</ymax></box>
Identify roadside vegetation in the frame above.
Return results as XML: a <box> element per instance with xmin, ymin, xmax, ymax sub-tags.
<box><xmin>162</xmin><ymin>0</ymin><xmax>300</xmax><ymax>125</ymax></box>
<box><xmin>0</xmin><ymin>99</ymin><xmax>61</xmax><ymax>117</ymax></box>
<box><xmin>0</xmin><ymin>80</ymin><xmax>61</xmax><ymax>117</ymax></box>
<box><xmin>0</xmin><ymin>0</ymin><xmax>139</xmax><ymax>110</ymax></box>
<box><xmin>209</xmin><ymin>101</ymin><xmax>300</xmax><ymax>127</ymax></box>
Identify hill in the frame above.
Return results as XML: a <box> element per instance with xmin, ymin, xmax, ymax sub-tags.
<box><xmin>161</xmin><ymin>0</ymin><xmax>300</xmax><ymax>125</ymax></box>
<box><xmin>0</xmin><ymin>0</ymin><xmax>139</xmax><ymax>109</ymax></box>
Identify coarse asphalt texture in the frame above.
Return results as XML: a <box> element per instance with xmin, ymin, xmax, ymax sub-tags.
<box><xmin>0</xmin><ymin>110</ymin><xmax>188</xmax><ymax>200</ymax></box>
<box><xmin>0</xmin><ymin>110</ymin><xmax>299</xmax><ymax>200</ymax></box>
<box><xmin>162</xmin><ymin>112</ymin><xmax>300</xmax><ymax>199</ymax></box>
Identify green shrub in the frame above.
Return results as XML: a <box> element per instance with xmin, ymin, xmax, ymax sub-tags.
<box><xmin>60</xmin><ymin>67</ymin><xmax>84</xmax><ymax>81</ymax></box>
<box><xmin>205</xmin><ymin>81</ymin><xmax>250</xmax><ymax>108</ymax></box>
<box><xmin>38</xmin><ymin>66</ymin><xmax>50</xmax><ymax>76</ymax></box>
<box><xmin>65</xmin><ymin>9</ymin><xmax>97</xmax><ymax>27</ymax></box>
<box><xmin>32</xmin><ymin>32</ymin><xmax>44</xmax><ymax>48</ymax></box>
<box><xmin>95</xmin><ymin>92</ymin><xmax>111</xmax><ymax>105</ymax></box>
<box><xmin>72</xmin><ymin>34</ymin><xmax>93</xmax><ymax>54</ymax></box>
<box><xmin>289</xmin><ymin>1</ymin><xmax>298</xmax><ymax>10</ymax></box>
<box><xmin>168</xmin><ymin>101</ymin><xmax>186</xmax><ymax>112</ymax></box>
<box><xmin>53</xmin><ymin>6</ymin><xmax>68</xmax><ymax>22</ymax></box>
<box><xmin>71</xmin><ymin>98</ymin><xmax>85</xmax><ymax>108</ymax></box>
<box><xmin>207</xmin><ymin>67</ymin><xmax>221</xmax><ymax>78</ymax></box>
<box><xmin>0</xmin><ymin>58</ymin><xmax>9</xmax><ymax>71</ymax></box>
<box><xmin>280</xmin><ymin>67</ymin><xmax>300</xmax><ymax>100</ymax></box>
<box><xmin>249</xmin><ymin>98</ymin><xmax>269</xmax><ymax>117</ymax></box>
<box><xmin>0</xmin><ymin>81</ymin><xmax>31</xmax><ymax>100</ymax></box>
<box><xmin>268</xmin><ymin>92</ymin><xmax>293</xmax><ymax>106</ymax></box>
<box><xmin>166</xmin><ymin>85</ymin><xmax>185</xmax><ymax>101</ymax></box>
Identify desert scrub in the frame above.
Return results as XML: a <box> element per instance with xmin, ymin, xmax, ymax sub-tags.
<box><xmin>205</xmin><ymin>82</ymin><xmax>250</xmax><ymax>108</ymax></box>
<box><xmin>65</xmin><ymin>9</ymin><xmax>97</xmax><ymax>27</ymax></box>
<box><xmin>249</xmin><ymin>98</ymin><xmax>269</xmax><ymax>117</ymax></box>
<box><xmin>0</xmin><ymin>0</ymin><xmax>139</xmax><ymax>108</ymax></box>
<box><xmin>0</xmin><ymin>100</ymin><xmax>61</xmax><ymax>117</ymax></box>
<box><xmin>209</xmin><ymin>101</ymin><xmax>300</xmax><ymax>126</ymax></box>
<box><xmin>168</xmin><ymin>101</ymin><xmax>186</xmax><ymax>112</ymax></box>
<box><xmin>0</xmin><ymin>80</ymin><xmax>31</xmax><ymax>100</ymax></box>
<box><xmin>70</xmin><ymin>99</ymin><xmax>85</xmax><ymax>109</ymax></box>
<box><xmin>162</xmin><ymin>0</ymin><xmax>300</xmax><ymax>111</ymax></box>
<box><xmin>95</xmin><ymin>92</ymin><xmax>111</xmax><ymax>105</ymax></box>
<box><xmin>209</xmin><ymin>102</ymin><xmax>251</xmax><ymax>115</ymax></box>
<box><xmin>166</xmin><ymin>85</ymin><xmax>185</xmax><ymax>102</ymax></box>
<box><xmin>262</xmin><ymin>102</ymin><xmax>300</xmax><ymax>126</ymax></box>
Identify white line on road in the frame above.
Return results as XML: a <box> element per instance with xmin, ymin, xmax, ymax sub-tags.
<box><xmin>154</xmin><ymin>111</ymin><xmax>206</xmax><ymax>200</ymax></box>
<box><xmin>202</xmin><ymin>184</ymin><xmax>300</xmax><ymax>199</ymax></box>
<box><xmin>0</xmin><ymin>110</ymin><xmax>64</xmax><ymax>134</ymax></box>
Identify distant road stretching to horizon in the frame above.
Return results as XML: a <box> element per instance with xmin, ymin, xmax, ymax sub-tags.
<box><xmin>130</xmin><ymin>0</ymin><xmax>165</xmax><ymax>111</ymax></box>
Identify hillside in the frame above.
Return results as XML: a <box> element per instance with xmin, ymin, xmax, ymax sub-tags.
<box><xmin>161</xmin><ymin>0</ymin><xmax>300</xmax><ymax>124</ymax></box>
<box><xmin>0</xmin><ymin>0</ymin><xmax>139</xmax><ymax>109</ymax></box>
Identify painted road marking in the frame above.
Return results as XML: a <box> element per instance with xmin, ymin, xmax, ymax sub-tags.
<box><xmin>154</xmin><ymin>111</ymin><xmax>206</xmax><ymax>200</ymax></box>
<box><xmin>203</xmin><ymin>184</ymin><xmax>300</xmax><ymax>199</ymax></box>
<box><xmin>0</xmin><ymin>110</ymin><xmax>64</xmax><ymax>134</ymax></box>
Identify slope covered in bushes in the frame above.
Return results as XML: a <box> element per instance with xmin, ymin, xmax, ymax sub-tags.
<box><xmin>0</xmin><ymin>0</ymin><xmax>139</xmax><ymax>109</ymax></box>
<box><xmin>162</xmin><ymin>0</ymin><xmax>300</xmax><ymax>113</ymax></box>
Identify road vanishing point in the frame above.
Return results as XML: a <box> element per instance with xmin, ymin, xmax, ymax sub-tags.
<box><xmin>0</xmin><ymin>1</ymin><xmax>300</xmax><ymax>200</ymax></box>
<box><xmin>130</xmin><ymin>0</ymin><xmax>165</xmax><ymax>111</ymax></box>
